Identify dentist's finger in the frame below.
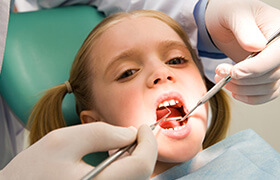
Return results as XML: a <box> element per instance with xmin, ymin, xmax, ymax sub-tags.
<box><xmin>216</xmin><ymin>74</ymin><xmax>280</xmax><ymax>96</ymax></box>
<box><xmin>232</xmin><ymin>89</ymin><xmax>280</xmax><ymax>105</ymax></box>
<box><xmin>231</xmin><ymin>37</ymin><xmax>280</xmax><ymax>79</ymax></box>
<box><xmin>40</xmin><ymin>122</ymin><xmax>137</xmax><ymax>160</ymax></box>
<box><xmin>222</xmin><ymin>79</ymin><xmax>280</xmax><ymax>96</ymax></box>
<box><xmin>216</xmin><ymin>63</ymin><xmax>233</xmax><ymax>77</ymax></box>
<box><xmin>230</xmin><ymin>8</ymin><xmax>267</xmax><ymax>53</ymax></box>
<box><xmin>216</xmin><ymin>66</ymin><xmax>280</xmax><ymax>85</ymax></box>
<box><xmin>95</xmin><ymin>124</ymin><xmax>157</xmax><ymax>180</ymax></box>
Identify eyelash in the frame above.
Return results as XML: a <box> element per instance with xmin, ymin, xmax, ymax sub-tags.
<box><xmin>117</xmin><ymin>69</ymin><xmax>138</xmax><ymax>81</ymax></box>
<box><xmin>166</xmin><ymin>56</ymin><xmax>188</xmax><ymax>65</ymax></box>
<box><xmin>117</xmin><ymin>56</ymin><xmax>188</xmax><ymax>81</ymax></box>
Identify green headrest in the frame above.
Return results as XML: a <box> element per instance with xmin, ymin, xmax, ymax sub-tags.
<box><xmin>0</xmin><ymin>6</ymin><xmax>104</xmax><ymax>126</ymax></box>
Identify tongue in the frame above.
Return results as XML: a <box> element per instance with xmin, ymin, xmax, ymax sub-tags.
<box><xmin>156</xmin><ymin>107</ymin><xmax>182</xmax><ymax>120</ymax></box>
<box><xmin>156</xmin><ymin>107</ymin><xmax>182</xmax><ymax>128</ymax></box>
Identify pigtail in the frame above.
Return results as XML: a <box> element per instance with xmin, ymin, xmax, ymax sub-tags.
<box><xmin>27</xmin><ymin>84</ymin><xmax>68</xmax><ymax>145</ymax></box>
<box><xmin>203</xmin><ymin>78</ymin><xmax>231</xmax><ymax>148</ymax></box>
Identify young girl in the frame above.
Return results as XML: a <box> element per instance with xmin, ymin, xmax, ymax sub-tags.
<box><xmin>28</xmin><ymin>10</ymin><xmax>230</xmax><ymax>177</ymax></box>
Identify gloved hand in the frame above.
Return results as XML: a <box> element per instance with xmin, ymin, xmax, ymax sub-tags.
<box><xmin>205</xmin><ymin>0</ymin><xmax>280</xmax><ymax>104</ymax></box>
<box><xmin>0</xmin><ymin>123</ymin><xmax>157</xmax><ymax>180</ymax></box>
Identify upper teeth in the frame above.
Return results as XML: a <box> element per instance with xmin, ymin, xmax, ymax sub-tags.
<box><xmin>158</xmin><ymin>99</ymin><xmax>181</xmax><ymax>108</ymax></box>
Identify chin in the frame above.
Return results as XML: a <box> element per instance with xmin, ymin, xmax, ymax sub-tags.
<box><xmin>155</xmin><ymin>120</ymin><xmax>206</xmax><ymax>163</ymax></box>
<box><xmin>156</xmin><ymin>138</ymin><xmax>204</xmax><ymax>163</ymax></box>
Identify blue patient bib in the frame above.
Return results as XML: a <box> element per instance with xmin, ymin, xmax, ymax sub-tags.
<box><xmin>153</xmin><ymin>129</ymin><xmax>280</xmax><ymax>179</ymax></box>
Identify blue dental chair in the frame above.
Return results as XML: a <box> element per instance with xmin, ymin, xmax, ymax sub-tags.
<box><xmin>0</xmin><ymin>5</ymin><xmax>107</xmax><ymax>165</ymax></box>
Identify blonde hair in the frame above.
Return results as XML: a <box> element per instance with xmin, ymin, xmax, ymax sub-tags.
<box><xmin>28</xmin><ymin>10</ymin><xmax>230</xmax><ymax>148</ymax></box>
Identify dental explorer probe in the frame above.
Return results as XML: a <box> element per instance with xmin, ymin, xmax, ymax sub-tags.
<box><xmin>81</xmin><ymin>108</ymin><xmax>171</xmax><ymax>180</ymax></box>
<box><xmin>166</xmin><ymin>28</ymin><xmax>280</xmax><ymax>122</ymax></box>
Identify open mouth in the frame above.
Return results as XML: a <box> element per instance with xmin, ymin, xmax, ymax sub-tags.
<box><xmin>156</xmin><ymin>99</ymin><xmax>189</xmax><ymax>129</ymax></box>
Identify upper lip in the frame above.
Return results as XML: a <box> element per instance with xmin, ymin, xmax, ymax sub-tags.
<box><xmin>155</xmin><ymin>91</ymin><xmax>188</xmax><ymax>115</ymax></box>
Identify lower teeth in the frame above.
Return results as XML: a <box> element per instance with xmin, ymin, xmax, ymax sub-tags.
<box><xmin>165</xmin><ymin>124</ymin><xmax>186</xmax><ymax>131</ymax></box>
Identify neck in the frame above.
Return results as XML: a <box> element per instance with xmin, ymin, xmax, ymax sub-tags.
<box><xmin>151</xmin><ymin>161</ymin><xmax>180</xmax><ymax>178</ymax></box>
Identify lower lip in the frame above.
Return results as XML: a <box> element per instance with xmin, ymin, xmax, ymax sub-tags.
<box><xmin>160</xmin><ymin>120</ymin><xmax>191</xmax><ymax>139</ymax></box>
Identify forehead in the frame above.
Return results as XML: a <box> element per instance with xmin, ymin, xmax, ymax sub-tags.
<box><xmin>94</xmin><ymin>16</ymin><xmax>184</xmax><ymax>51</ymax></box>
<box><xmin>105</xmin><ymin>16</ymin><xmax>179</xmax><ymax>40</ymax></box>
<box><xmin>89</xmin><ymin>16</ymin><xmax>186</xmax><ymax>72</ymax></box>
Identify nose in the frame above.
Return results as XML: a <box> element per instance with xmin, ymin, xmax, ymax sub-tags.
<box><xmin>147</xmin><ymin>67</ymin><xmax>176</xmax><ymax>88</ymax></box>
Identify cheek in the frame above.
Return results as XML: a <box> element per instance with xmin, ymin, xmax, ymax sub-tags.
<box><xmin>178</xmin><ymin>67</ymin><xmax>207</xmax><ymax>102</ymax></box>
<box><xmin>185</xmin><ymin>68</ymin><xmax>205</xmax><ymax>89</ymax></box>
<box><xmin>93</xmin><ymin>83</ymin><xmax>145</xmax><ymax>126</ymax></box>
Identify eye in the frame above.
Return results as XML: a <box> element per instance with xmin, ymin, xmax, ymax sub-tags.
<box><xmin>117</xmin><ymin>69</ymin><xmax>138</xmax><ymax>80</ymax></box>
<box><xmin>166</xmin><ymin>56</ymin><xmax>187</xmax><ymax>65</ymax></box>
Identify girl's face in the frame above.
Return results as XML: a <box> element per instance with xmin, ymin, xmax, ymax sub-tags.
<box><xmin>82</xmin><ymin>16</ymin><xmax>208</xmax><ymax>164</ymax></box>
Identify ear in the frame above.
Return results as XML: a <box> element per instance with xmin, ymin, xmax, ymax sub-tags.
<box><xmin>80</xmin><ymin>110</ymin><xmax>100</xmax><ymax>124</ymax></box>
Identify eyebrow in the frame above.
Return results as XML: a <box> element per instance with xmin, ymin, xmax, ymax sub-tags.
<box><xmin>159</xmin><ymin>40</ymin><xmax>190</xmax><ymax>53</ymax></box>
<box><xmin>104</xmin><ymin>49</ymin><xmax>138</xmax><ymax>78</ymax></box>
<box><xmin>111</xmin><ymin>49</ymin><xmax>136</xmax><ymax>65</ymax></box>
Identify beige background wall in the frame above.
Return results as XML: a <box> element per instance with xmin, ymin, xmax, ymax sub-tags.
<box><xmin>261</xmin><ymin>0</ymin><xmax>280</xmax><ymax>9</ymax></box>
<box><xmin>227</xmin><ymin>0</ymin><xmax>280</xmax><ymax>152</ymax></box>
